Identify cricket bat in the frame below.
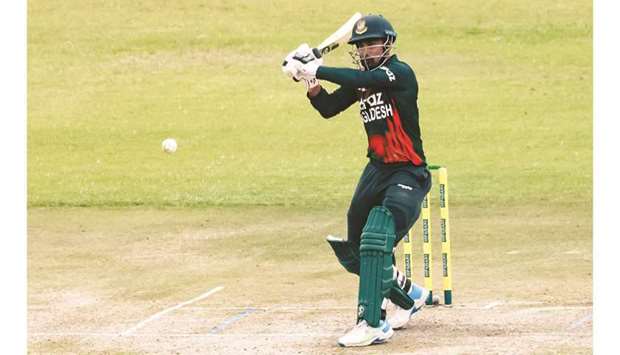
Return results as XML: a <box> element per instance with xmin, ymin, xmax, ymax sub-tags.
<box><xmin>283</xmin><ymin>12</ymin><xmax>362</xmax><ymax>67</ymax></box>
<box><xmin>312</xmin><ymin>12</ymin><xmax>363</xmax><ymax>58</ymax></box>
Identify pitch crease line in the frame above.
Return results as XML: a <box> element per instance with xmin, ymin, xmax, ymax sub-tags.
<box><xmin>209</xmin><ymin>308</ymin><xmax>261</xmax><ymax>334</ymax></box>
<box><xmin>121</xmin><ymin>286</ymin><xmax>224</xmax><ymax>336</ymax></box>
<box><xmin>482</xmin><ymin>301</ymin><xmax>503</xmax><ymax>309</ymax></box>
<box><xmin>32</xmin><ymin>331</ymin><xmax>339</xmax><ymax>338</ymax></box>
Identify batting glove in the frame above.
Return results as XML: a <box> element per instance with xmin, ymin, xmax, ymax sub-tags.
<box><xmin>293</xmin><ymin>58</ymin><xmax>321</xmax><ymax>79</ymax></box>
<box><xmin>282</xmin><ymin>44</ymin><xmax>310</xmax><ymax>81</ymax></box>
<box><xmin>291</xmin><ymin>43</ymin><xmax>322</xmax><ymax>78</ymax></box>
<box><xmin>282</xmin><ymin>43</ymin><xmax>322</xmax><ymax>82</ymax></box>
<box><xmin>292</xmin><ymin>43</ymin><xmax>317</xmax><ymax>63</ymax></box>
<box><xmin>282</xmin><ymin>56</ymin><xmax>303</xmax><ymax>81</ymax></box>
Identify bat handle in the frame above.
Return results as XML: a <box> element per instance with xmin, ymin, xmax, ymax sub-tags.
<box><xmin>312</xmin><ymin>48</ymin><xmax>322</xmax><ymax>59</ymax></box>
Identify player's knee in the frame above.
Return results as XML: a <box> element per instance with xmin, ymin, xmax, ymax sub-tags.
<box><xmin>347</xmin><ymin>202</ymin><xmax>366</xmax><ymax>222</ymax></box>
<box><xmin>383</xmin><ymin>199</ymin><xmax>415</xmax><ymax>237</ymax></box>
<box><xmin>383</xmin><ymin>195</ymin><xmax>421</xmax><ymax>240</ymax></box>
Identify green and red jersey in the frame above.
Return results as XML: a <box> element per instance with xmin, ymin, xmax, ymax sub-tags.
<box><xmin>308</xmin><ymin>55</ymin><xmax>426</xmax><ymax>166</ymax></box>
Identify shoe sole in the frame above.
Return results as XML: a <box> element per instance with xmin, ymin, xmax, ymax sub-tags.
<box><xmin>372</xmin><ymin>327</ymin><xmax>394</xmax><ymax>344</ymax></box>
<box><xmin>337</xmin><ymin>327</ymin><xmax>394</xmax><ymax>347</ymax></box>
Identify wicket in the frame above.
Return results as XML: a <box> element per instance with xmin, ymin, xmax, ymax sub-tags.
<box><xmin>402</xmin><ymin>165</ymin><xmax>453</xmax><ymax>305</ymax></box>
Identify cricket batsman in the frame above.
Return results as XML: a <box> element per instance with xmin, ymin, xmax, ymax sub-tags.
<box><xmin>282</xmin><ymin>14</ymin><xmax>432</xmax><ymax>347</ymax></box>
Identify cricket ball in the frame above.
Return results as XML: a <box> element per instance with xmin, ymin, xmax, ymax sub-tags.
<box><xmin>162</xmin><ymin>138</ymin><xmax>177</xmax><ymax>153</ymax></box>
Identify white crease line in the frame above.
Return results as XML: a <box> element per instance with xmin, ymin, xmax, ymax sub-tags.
<box><xmin>516</xmin><ymin>306</ymin><xmax>592</xmax><ymax>314</ymax></box>
<box><xmin>501</xmin><ymin>300</ymin><xmax>546</xmax><ymax>306</ymax></box>
<box><xmin>208</xmin><ymin>308</ymin><xmax>261</xmax><ymax>334</ymax></box>
<box><xmin>123</xmin><ymin>253</ymin><xmax>196</xmax><ymax>260</ymax></box>
<box><xmin>30</xmin><ymin>332</ymin><xmax>338</xmax><ymax>338</ymax></box>
<box><xmin>536</xmin><ymin>306</ymin><xmax>591</xmax><ymax>310</ymax></box>
<box><xmin>184</xmin><ymin>306</ymin><xmax>352</xmax><ymax>311</ymax></box>
<box><xmin>30</xmin><ymin>332</ymin><xmax>121</xmax><ymax>337</ymax></box>
<box><xmin>420</xmin><ymin>303</ymin><xmax>593</xmax><ymax>312</ymax></box>
<box><xmin>184</xmin><ymin>306</ymin><xmax>268</xmax><ymax>311</ymax></box>
<box><xmin>258</xmin><ymin>305</ymin><xmax>353</xmax><ymax>311</ymax></box>
<box><xmin>121</xmin><ymin>286</ymin><xmax>224</xmax><ymax>336</ymax></box>
<box><xmin>482</xmin><ymin>301</ymin><xmax>503</xmax><ymax>309</ymax></box>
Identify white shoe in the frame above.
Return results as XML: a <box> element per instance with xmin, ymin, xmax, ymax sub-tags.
<box><xmin>388</xmin><ymin>284</ymin><xmax>430</xmax><ymax>329</ymax></box>
<box><xmin>337</xmin><ymin>320</ymin><xmax>394</xmax><ymax>347</ymax></box>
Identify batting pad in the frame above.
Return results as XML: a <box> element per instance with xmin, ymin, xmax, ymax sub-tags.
<box><xmin>357</xmin><ymin>206</ymin><xmax>396</xmax><ymax>327</ymax></box>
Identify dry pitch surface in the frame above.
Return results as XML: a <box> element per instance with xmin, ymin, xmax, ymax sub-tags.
<box><xmin>28</xmin><ymin>206</ymin><xmax>591</xmax><ymax>354</ymax></box>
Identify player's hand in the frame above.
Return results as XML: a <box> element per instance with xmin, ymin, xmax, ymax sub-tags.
<box><xmin>293</xmin><ymin>57</ymin><xmax>321</xmax><ymax>78</ymax></box>
<box><xmin>282</xmin><ymin>43</ymin><xmax>322</xmax><ymax>81</ymax></box>
<box><xmin>302</xmin><ymin>77</ymin><xmax>319</xmax><ymax>90</ymax></box>
<box><xmin>291</xmin><ymin>43</ymin><xmax>323</xmax><ymax>77</ymax></box>
<box><xmin>282</xmin><ymin>46</ymin><xmax>304</xmax><ymax>81</ymax></box>
<box><xmin>282</xmin><ymin>43</ymin><xmax>312</xmax><ymax>81</ymax></box>
<box><xmin>282</xmin><ymin>60</ymin><xmax>320</xmax><ymax>90</ymax></box>
<box><xmin>292</xmin><ymin>43</ymin><xmax>319</xmax><ymax>64</ymax></box>
<box><xmin>282</xmin><ymin>56</ymin><xmax>302</xmax><ymax>81</ymax></box>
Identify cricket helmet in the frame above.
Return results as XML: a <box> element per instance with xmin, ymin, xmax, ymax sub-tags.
<box><xmin>348</xmin><ymin>15</ymin><xmax>397</xmax><ymax>70</ymax></box>
<box><xmin>348</xmin><ymin>15</ymin><xmax>397</xmax><ymax>45</ymax></box>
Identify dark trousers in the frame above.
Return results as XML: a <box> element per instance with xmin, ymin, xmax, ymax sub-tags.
<box><xmin>347</xmin><ymin>161</ymin><xmax>432</xmax><ymax>250</ymax></box>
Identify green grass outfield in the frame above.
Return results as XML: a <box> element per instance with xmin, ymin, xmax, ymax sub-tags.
<box><xmin>28</xmin><ymin>0</ymin><xmax>592</xmax><ymax>209</ymax></box>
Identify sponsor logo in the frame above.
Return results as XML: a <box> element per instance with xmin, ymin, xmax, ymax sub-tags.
<box><xmin>360</xmin><ymin>105</ymin><xmax>393</xmax><ymax>123</ymax></box>
<box><xmin>359</xmin><ymin>92</ymin><xmax>384</xmax><ymax>109</ymax></box>
<box><xmin>441</xmin><ymin>219</ymin><xmax>447</xmax><ymax>241</ymax></box>
<box><xmin>320</xmin><ymin>43</ymin><xmax>339</xmax><ymax>56</ymax></box>
<box><xmin>397</xmin><ymin>183</ymin><xmax>413</xmax><ymax>191</ymax></box>
<box><xmin>379</xmin><ymin>66</ymin><xmax>396</xmax><ymax>81</ymax></box>
<box><xmin>440</xmin><ymin>185</ymin><xmax>446</xmax><ymax>207</ymax></box>
<box><xmin>404</xmin><ymin>256</ymin><xmax>411</xmax><ymax>278</ymax></box>
<box><xmin>357</xmin><ymin>305</ymin><xmax>365</xmax><ymax>318</ymax></box>
<box><xmin>359</xmin><ymin>92</ymin><xmax>393</xmax><ymax>124</ymax></box>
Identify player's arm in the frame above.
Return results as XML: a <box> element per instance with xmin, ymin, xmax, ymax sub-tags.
<box><xmin>307</xmin><ymin>85</ymin><xmax>357</xmax><ymax>119</ymax></box>
<box><xmin>316</xmin><ymin>65</ymin><xmax>405</xmax><ymax>89</ymax></box>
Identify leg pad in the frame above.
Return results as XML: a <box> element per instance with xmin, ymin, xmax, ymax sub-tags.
<box><xmin>357</xmin><ymin>206</ymin><xmax>397</xmax><ymax>327</ymax></box>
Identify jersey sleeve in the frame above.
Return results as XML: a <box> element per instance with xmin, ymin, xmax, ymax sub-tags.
<box><xmin>307</xmin><ymin>85</ymin><xmax>358</xmax><ymax>119</ymax></box>
<box><xmin>316</xmin><ymin>63</ymin><xmax>406</xmax><ymax>90</ymax></box>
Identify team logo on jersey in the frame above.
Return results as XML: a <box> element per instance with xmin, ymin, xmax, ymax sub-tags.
<box><xmin>355</xmin><ymin>19</ymin><xmax>368</xmax><ymax>35</ymax></box>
